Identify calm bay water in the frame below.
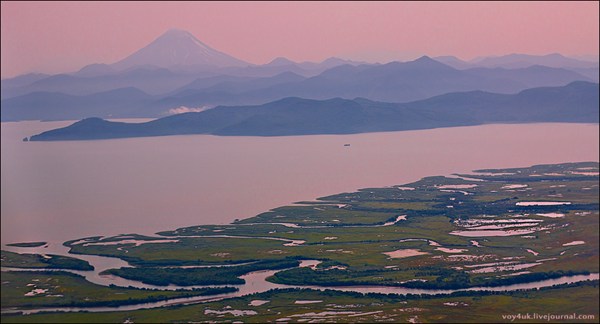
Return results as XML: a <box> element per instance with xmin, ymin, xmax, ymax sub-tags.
<box><xmin>1</xmin><ymin>121</ymin><xmax>598</xmax><ymax>244</ymax></box>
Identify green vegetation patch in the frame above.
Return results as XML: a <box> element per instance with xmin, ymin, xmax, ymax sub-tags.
<box><xmin>66</xmin><ymin>236</ymin><xmax>300</xmax><ymax>266</ymax></box>
<box><xmin>240</xmin><ymin>205</ymin><xmax>398</xmax><ymax>226</ymax></box>
<box><xmin>0</xmin><ymin>271</ymin><xmax>236</xmax><ymax>309</ymax></box>
<box><xmin>2</xmin><ymin>282</ymin><xmax>598</xmax><ymax>323</ymax></box>
<box><xmin>1</xmin><ymin>250</ymin><xmax>93</xmax><ymax>271</ymax></box>
<box><xmin>102</xmin><ymin>259</ymin><xmax>300</xmax><ymax>286</ymax></box>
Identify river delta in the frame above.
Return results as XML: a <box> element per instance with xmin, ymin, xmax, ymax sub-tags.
<box><xmin>1</xmin><ymin>162</ymin><xmax>598</xmax><ymax>323</ymax></box>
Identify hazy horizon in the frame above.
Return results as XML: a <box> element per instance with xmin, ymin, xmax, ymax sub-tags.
<box><xmin>1</xmin><ymin>1</ymin><xmax>598</xmax><ymax>78</ymax></box>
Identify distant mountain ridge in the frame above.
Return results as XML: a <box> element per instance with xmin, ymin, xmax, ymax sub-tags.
<box><xmin>2</xmin><ymin>55</ymin><xmax>593</xmax><ymax>122</ymax></box>
<box><xmin>28</xmin><ymin>81</ymin><xmax>599</xmax><ymax>141</ymax></box>
<box><xmin>435</xmin><ymin>53</ymin><xmax>599</xmax><ymax>69</ymax></box>
<box><xmin>472</xmin><ymin>53</ymin><xmax>599</xmax><ymax>69</ymax></box>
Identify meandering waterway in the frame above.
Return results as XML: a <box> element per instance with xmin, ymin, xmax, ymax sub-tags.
<box><xmin>3</xmin><ymin>256</ymin><xmax>598</xmax><ymax>315</ymax></box>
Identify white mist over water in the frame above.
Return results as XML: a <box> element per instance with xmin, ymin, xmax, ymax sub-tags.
<box><xmin>1</xmin><ymin>121</ymin><xmax>598</xmax><ymax>244</ymax></box>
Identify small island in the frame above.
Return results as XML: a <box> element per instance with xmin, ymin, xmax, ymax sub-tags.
<box><xmin>6</xmin><ymin>241</ymin><xmax>47</xmax><ymax>248</ymax></box>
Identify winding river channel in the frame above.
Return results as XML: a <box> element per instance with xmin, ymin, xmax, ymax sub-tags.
<box><xmin>2</xmin><ymin>240</ymin><xmax>599</xmax><ymax>315</ymax></box>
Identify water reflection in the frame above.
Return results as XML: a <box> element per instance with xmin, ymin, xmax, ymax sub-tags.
<box><xmin>2</xmin><ymin>122</ymin><xmax>598</xmax><ymax>244</ymax></box>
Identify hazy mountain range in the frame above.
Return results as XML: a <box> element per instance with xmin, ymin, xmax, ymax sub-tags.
<box><xmin>434</xmin><ymin>53</ymin><xmax>599</xmax><ymax>81</ymax></box>
<box><xmin>2</xmin><ymin>29</ymin><xmax>598</xmax><ymax>137</ymax></box>
<box><xmin>2</xmin><ymin>55</ymin><xmax>593</xmax><ymax>121</ymax></box>
<box><xmin>435</xmin><ymin>53</ymin><xmax>598</xmax><ymax>69</ymax></box>
<box><xmin>28</xmin><ymin>81</ymin><xmax>599</xmax><ymax>141</ymax></box>
<box><xmin>0</xmin><ymin>29</ymin><xmax>364</xmax><ymax>100</ymax></box>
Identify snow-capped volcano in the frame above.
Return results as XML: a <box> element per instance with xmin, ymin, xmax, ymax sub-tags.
<box><xmin>111</xmin><ymin>29</ymin><xmax>250</xmax><ymax>70</ymax></box>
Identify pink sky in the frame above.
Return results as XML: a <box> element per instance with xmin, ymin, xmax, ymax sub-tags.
<box><xmin>1</xmin><ymin>1</ymin><xmax>598</xmax><ymax>78</ymax></box>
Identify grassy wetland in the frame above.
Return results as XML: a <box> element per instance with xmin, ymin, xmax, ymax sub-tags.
<box><xmin>2</xmin><ymin>162</ymin><xmax>598</xmax><ymax>322</ymax></box>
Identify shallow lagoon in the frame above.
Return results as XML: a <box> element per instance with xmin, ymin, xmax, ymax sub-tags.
<box><xmin>2</xmin><ymin>121</ymin><xmax>598</xmax><ymax>245</ymax></box>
